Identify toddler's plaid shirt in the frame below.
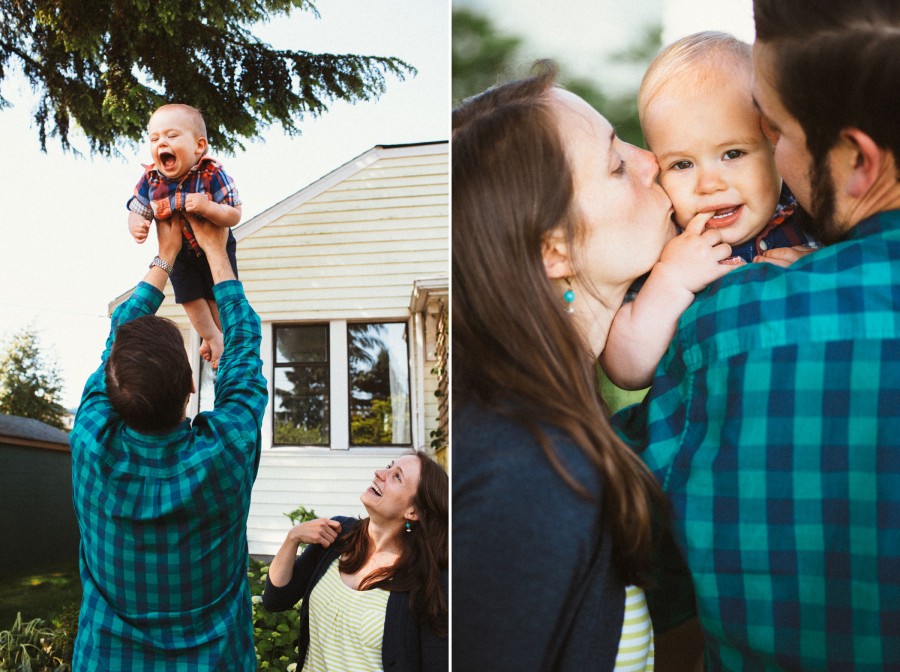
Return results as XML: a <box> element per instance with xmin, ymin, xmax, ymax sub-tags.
<box><xmin>128</xmin><ymin>157</ymin><xmax>241</xmax><ymax>256</ymax></box>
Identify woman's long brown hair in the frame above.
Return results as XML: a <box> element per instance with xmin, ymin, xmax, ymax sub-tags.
<box><xmin>338</xmin><ymin>452</ymin><xmax>448</xmax><ymax>635</ymax></box>
<box><xmin>452</xmin><ymin>63</ymin><xmax>666</xmax><ymax>585</ymax></box>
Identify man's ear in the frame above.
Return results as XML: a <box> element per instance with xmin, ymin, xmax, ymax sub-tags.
<box><xmin>838</xmin><ymin>128</ymin><xmax>888</xmax><ymax>199</ymax></box>
<box><xmin>542</xmin><ymin>229</ymin><xmax>573</xmax><ymax>279</ymax></box>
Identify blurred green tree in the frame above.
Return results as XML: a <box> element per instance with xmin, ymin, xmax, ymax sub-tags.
<box><xmin>0</xmin><ymin>325</ymin><xmax>67</xmax><ymax>430</ymax></box>
<box><xmin>451</xmin><ymin>7</ymin><xmax>660</xmax><ymax>147</ymax></box>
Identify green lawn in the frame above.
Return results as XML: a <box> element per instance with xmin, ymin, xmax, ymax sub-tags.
<box><xmin>0</xmin><ymin>559</ymin><xmax>81</xmax><ymax>628</ymax></box>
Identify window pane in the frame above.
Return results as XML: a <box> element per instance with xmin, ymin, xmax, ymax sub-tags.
<box><xmin>348</xmin><ymin>323</ymin><xmax>411</xmax><ymax>446</ymax></box>
<box><xmin>197</xmin><ymin>359</ymin><xmax>216</xmax><ymax>413</ymax></box>
<box><xmin>275</xmin><ymin>325</ymin><xmax>328</xmax><ymax>363</ymax></box>
<box><xmin>273</xmin><ymin>366</ymin><xmax>329</xmax><ymax>445</ymax></box>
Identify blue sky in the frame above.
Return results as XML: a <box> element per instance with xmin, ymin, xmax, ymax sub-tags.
<box><xmin>0</xmin><ymin>0</ymin><xmax>450</xmax><ymax>409</ymax></box>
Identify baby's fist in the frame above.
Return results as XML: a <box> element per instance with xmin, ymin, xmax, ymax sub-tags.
<box><xmin>184</xmin><ymin>193</ymin><xmax>209</xmax><ymax>215</ymax></box>
<box><xmin>129</xmin><ymin>216</ymin><xmax>151</xmax><ymax>244</ymax></box>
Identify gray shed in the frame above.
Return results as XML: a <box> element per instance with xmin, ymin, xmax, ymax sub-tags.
<box><xmin>0</xmin><ymin>414</ymin><xmax>78</xmax><ymax>575</ymax></box>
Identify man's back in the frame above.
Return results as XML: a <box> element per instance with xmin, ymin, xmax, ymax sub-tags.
<box><xmin>71</xmin><ymin>280</ymin><xmax>267</xmax><ymax>670</ymax></box>
<box><xmin>616</xmin><ymin>209</ymin><xmax>900</xmax><ymax>670</ymax></box>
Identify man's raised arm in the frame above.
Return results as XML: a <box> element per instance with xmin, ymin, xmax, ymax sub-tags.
<box><xmin>186</xmin><ymin>213</ymin><xmax>267</xmax><ymax>433</ymax></box>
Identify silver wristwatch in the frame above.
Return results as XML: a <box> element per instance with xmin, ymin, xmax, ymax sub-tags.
<box><xmin>150</xmin><ymin>255</ymin><xmax>174</xmax><ymax>275</ymax></box>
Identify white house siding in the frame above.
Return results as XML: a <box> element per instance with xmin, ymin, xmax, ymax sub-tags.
<box><xmin>244</xmin><ymin>143</ymin><xmax>448</xmax><ymax>556</ymax></box>
<box><xmin>237</xmin><ymin>153</ymin><xmax>448</xmax><ymax>321</ymax></box>
<box><xmin>115</xmin><ymin>142</ymin><xmax>448</xmax><ymax>557</ymax></box>
<box><xmin>248</xmin><ymin>451</ymin><xmax>398</xmax><ymax>556</ymax></box>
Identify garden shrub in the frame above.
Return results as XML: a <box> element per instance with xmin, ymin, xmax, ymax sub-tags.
<box><xmin>0</xmin><ymin>611</ymin><xmax>72</xmax><ymax>672</ymax></box>
<box><xmin>250</xmin><ymin>504</ymin><xmax>317</xmax><ymax>671</ymax></box>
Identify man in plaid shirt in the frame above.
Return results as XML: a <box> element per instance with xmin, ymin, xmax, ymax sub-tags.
<box><xmin>70</xmin><ymin>214</ymin><xmax>267</xmax><ymax>670</ymax></box>
<box><xmin>614</xmin><ymin>1</ymin><xmax>900</xmax><ymax>669</ymax></box>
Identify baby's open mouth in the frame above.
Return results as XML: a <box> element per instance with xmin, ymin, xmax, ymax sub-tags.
<box><xmin>159</xmin><ymin>151</ymin><xmax>177</xmax><ymax>171</ymax></box>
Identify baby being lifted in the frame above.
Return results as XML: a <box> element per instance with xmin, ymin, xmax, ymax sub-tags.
<box><xmin>127</xmin><ymin>104</ymin><xmax>242</xmax><ymax>369</ymax></box>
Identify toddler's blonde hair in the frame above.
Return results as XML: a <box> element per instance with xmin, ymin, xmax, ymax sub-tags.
<box><xmin>638</xmin><ymin>31</ymin><xmax>752</xmax><ymax>128</ymax></box>
<box><xmin>150</xmin><ymin>103</ymin><xmax>208</xmax><ymax>140</ymax></box>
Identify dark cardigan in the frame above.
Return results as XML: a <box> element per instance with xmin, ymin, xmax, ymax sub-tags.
<box><xmin>452</xmin><ymin>401</ymin><xmax>625</xmax><ymax>670</ymax></box>
<box><xmin>262</xmin><ymin>517</ymin><xmax>448</xmax><ymax>672</ymax></box>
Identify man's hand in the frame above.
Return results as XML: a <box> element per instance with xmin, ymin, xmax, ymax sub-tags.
<box><xmin>184</xmin><ymin>193</ymin><xmax>210</xmax><ymax>218</ymax></box>
<box><xmin>186</xmin><ymin>212</ymin><xmax>230</xmax><ymax>255</ymax></box>
<box><xmin>184</xmin><ymin>212</ymin><xmax>235</xmax><ymax>284</ymax></box>
<box><xmin>755</xmin><ymin>245</ymin><xmax>818</xmax><ymax>268</ymax></box>
<box><xmin>128</xmin><ymin>212</ymin><xmax>151</xmax><ymax>244</ymax></box>
<box><xmin>142</xmin><ymin>215</ymin><xmax>183</xmax><ymax>292</ymax></box>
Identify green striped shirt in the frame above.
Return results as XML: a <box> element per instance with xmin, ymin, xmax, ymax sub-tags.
<box><xmin>305</xmin><ymin>559</ymin><xmax>390</xmax><ymax>671</ymax></box>
<box><xmin>614</xmin><ymin>585</ymin><xmax>654</xmax><ymax>671</ymax></box>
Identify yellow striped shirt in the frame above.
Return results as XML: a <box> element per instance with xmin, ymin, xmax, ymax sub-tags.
<box><xmin>614</xmin><ymin>585</ymin><xmax>655</xmax><ymax>671</ymax></box>
<box><xmin>304</xmin><ymin>559</ymin><xmax>391</xmax><ymax>671</ymax></box>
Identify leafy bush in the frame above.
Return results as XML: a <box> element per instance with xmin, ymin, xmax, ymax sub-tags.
<box><xmin>283</xmin><ymin>506</ymin><xmax>317</xmax><ymax>527</ymax></box>
<box><xmin>249</xmin><ymin>559</ymin><xmax>301</xmax><ymax>672</ymax></box>
<box><xmin>0</xmin><ymin>611</ymin><xmax>73</xmax><ymax>672</ymax></box>
<box><xmin>250</xmin><ymin>504</ymin><xmax>317</xmax><ymax>671</ymax></box>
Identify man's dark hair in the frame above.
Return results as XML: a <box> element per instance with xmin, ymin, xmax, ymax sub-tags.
<box><xmin>105</xmin><ymin>315</ymin><xmax>193</xmax><ymax>433</ymax></box>
<box><xmin>753</xmin><ymin>0</ymin><xmax>900</xmax><ymax>178</ymax></box>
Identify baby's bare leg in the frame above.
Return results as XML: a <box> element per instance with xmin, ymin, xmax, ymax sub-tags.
<box><xmin>182</xmin><ymin>299</ymin><xmax>224</xmax><ymax>369</ymax></box>
<box><xmin>208</xmin><ymin>298</ymin><xmax>222</xmax><ymax>331</ymax></box>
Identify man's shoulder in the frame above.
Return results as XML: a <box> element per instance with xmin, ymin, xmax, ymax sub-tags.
<box><xmin>679</xmin><ymin>229</ymin><xmax>900</xmax><ymax>365</ymax></box>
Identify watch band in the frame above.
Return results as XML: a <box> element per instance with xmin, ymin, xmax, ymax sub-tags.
<box><xmin>150</xmin><ymin>255</ymin><xmax>174</xmax><ymax>275</ymax></box>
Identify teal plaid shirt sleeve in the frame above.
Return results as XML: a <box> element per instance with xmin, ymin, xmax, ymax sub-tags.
<box><xmin>70</xmin><ymin>280</ymin><xmax>266</xmax><ymax>671</ymax></box>
<box><xmin>614</xmin><ymin>210</ymin><xmax>900</xmax><ymax>671</ymax></box>
<box><xmin>195</xmin><ymin>280</ymin><xmax>268</xmax><ymax>482</ymax></box>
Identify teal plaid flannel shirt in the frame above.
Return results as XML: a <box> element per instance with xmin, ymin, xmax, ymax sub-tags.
<box><xmin>70</xmin><ymin>280</ymin><xmax>267</xmax><ymax>671</ymax></box>
<box><xmin>614</xmin><ymin>209</ymin><xmax>900</xmax><ymax>671</ymax></box>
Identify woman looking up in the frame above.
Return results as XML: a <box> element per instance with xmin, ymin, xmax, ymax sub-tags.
<box><xmin>263</xmin><ymin>452</ymin><xmax>448</xmax><ymax>671</ymax></box>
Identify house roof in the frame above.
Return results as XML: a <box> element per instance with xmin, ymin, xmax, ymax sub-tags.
<box><xmin>0</xmin><ymin>413</ymin><xmax>70</xmax><ymax>451</ymax></box>
<box><xmin>224</xmin><ymin>140</ymin><xmax>448</xmax><ymax>241</ymax></box>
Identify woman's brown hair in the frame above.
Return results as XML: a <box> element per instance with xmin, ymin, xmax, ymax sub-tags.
<box><xmin>452</xmin><ymin>63</ymin><xmax>665</xmax><ymax>584</ymax></box>
<box><xmin>338</xmin><ymin>451</ymin><xmax>448</xmax><ymax>635</ymax></box>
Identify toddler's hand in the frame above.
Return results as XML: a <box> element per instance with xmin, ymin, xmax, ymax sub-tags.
<box><xmin>128</xmin><ymin>216</ymin><xmax>151</xmax><ymax>244</ymax></box>
<box><xmin>657</xmin><ymin>211</ymin><xmax>738</xmax><ymax>294</ymax></box>
<box><xmin>184</xmin><ymin>193</ymin><xmax>209</xmax><ymax>216</ymax></box>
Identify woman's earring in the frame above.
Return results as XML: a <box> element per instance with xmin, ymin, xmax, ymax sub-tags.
<box><xmin>563</xmin><ymin>279</ymin><xmax>576</xmax><ymax>314</ymax></box>
<box><xmin>405</xmin><ymin>520</ymin><xmax>412</xmax><ymax>533</ymax></box>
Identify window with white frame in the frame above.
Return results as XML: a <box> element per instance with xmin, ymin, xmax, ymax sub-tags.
<box><xmin>273</xmin><ymin>324</ymin><xmax>330</xmax><ymax>446</ymax></box>
<box><xmin>348</xmin><ymin>322</ymin><xmax>412</xmax><ymax>446</ymax></box>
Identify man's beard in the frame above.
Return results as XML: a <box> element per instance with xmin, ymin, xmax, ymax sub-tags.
<box><xmin>800</xmin><ymin>152</ymin><xmax>843</xmax><ymax>246</ymax></box>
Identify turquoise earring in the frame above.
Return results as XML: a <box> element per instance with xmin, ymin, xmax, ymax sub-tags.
<box><xmin>405</xmin><ymin>520</ymin><xmax>412</xmax><ymax>533</ymax></box>
<box><xmin>563</xmin><ymin>279</ymin><xmax>575</xmax><ymax>314</ymax></box>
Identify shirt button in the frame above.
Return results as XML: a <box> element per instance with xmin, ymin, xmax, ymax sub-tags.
<box><xmin>759</xmin><ymin>240</ymin><xmax>769</xmax><ymax>251</ymax></box>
